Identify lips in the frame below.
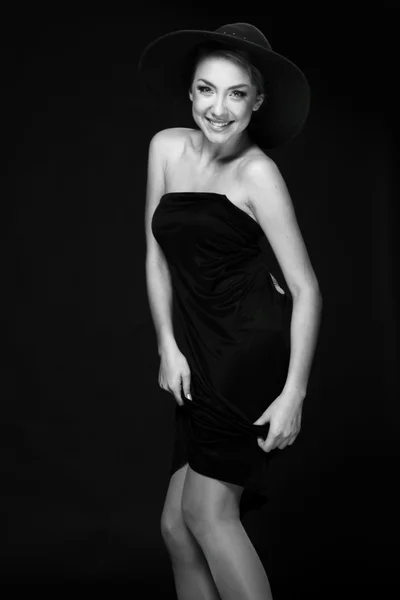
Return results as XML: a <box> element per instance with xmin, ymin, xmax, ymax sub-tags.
<box><xmin>206</xmin><ymin>118</ymin><xmax>233</xmax><ymax>130</ymax></box>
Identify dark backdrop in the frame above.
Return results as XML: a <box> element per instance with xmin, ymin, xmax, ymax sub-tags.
<box><xmin>3</xmin><ymin>13</ymin><xmax>398</xmax><ymax>598</ymax></box>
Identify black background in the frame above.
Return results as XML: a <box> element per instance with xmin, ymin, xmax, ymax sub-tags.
<box><xmin>3</xmin><ymin>12</ymin><xmax>398</xmax><ymax>598</ymax></box>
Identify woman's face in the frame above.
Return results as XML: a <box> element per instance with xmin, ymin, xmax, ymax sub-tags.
<box><xmin>189</xmin><ymin>55</ymin><xmax>264</xmax><ymax>143</ymax></box>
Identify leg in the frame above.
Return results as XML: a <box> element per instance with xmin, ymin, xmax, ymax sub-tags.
<box><xmin>160</xmin><ymin>462</ymin><xmax>222</xmax><ymax>600</ymax></box>
<box><xmin>181</xmin><ymin>466</ymin><xmax>273</xmax><ymax>600</ymax></box>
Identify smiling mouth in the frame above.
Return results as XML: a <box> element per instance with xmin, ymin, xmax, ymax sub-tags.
<box><xmin>206</xmin><ymin>118</ymin><xmax>233</xmax><ymax>130</ymax></box>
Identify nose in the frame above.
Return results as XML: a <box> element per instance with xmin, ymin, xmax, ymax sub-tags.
<box><xmin>210</xmin><ymin>95</ymin><xmax>229</xmax><ymax>120</ymax></box>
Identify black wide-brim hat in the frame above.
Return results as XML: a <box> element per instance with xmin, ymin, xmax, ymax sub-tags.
<box><xmin>138</xmin><ymin>22</ymin><xmax>311</xmax><ymax>149</ymax></box>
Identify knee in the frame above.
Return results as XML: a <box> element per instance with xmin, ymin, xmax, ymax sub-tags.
<box><xmin>161</xmin><ymin>507</ymin><xmax>194</xmax><ymax>553</ymax></box>
<box><xmin>160</xmin><ymin>509</ymin><xmax>201</xmax><ymax>564</ymax></box>
<box><xmin>181</xmin><ymin>497</ymin><xmax>214</xmax><ymax>539</ymax></box>
<box><xmin>161</xmin><ymin>508</ymin><xmax>184</xmax><ymax>543</ymax></box>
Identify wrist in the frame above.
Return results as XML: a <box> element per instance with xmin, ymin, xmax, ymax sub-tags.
<box><xmin>158</xmin><ymin>335</ymin><xmax>178</xmax><ymax>356</ymax></box>
<box><xmin>281</xmin><ymin>383</ymin><xmax>306</xmax><ymax>402</ymax></box>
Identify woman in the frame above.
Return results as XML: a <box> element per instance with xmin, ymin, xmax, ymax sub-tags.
<box><xmin>140</xmin><ymin>22</ymin><xmax>322</xmax><ymax>600</ymax></box>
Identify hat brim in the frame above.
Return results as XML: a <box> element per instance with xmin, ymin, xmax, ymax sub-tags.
<box><xmin>138</xmin><ymin>29</ymin><xmax>310</xmax><ymax>148</ymax></box>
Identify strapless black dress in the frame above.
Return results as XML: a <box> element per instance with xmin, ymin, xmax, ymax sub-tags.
<box><xmin>151</xmin><ymin>192</ymin><xmax>291</xmax><ymax>517</ymax></box>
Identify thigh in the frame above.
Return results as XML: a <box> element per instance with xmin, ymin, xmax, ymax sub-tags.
<box><xmin>160</xmin><ymin>462</ymin><xmax>189</xmax><ymax>532</ymax></box>
<box><xmin>181</xmin><ymin>465</ymin><xmax>244</xmax><ymax>532</ymax></box>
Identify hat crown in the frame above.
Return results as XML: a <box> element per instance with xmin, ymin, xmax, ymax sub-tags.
<box><xmin>215</xmin><ymin>23</ymin><xmax>272</xmax><ymax>51</ymax></box>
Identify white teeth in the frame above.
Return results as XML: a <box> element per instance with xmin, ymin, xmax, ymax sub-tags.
<box><xmin>207</xmin><ymin>119</ymin><xmax>231</xmax><ymax>129</ymax></box>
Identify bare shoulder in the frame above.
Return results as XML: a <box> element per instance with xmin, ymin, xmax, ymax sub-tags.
<box><xmin>239</xmin><ymin>152</ymin><xmax>320</xmax><ymax>296</ymax></box>
<box><xmin>241</xmin><ymin>152</ymin><xmax>284</xmax><ymax>193</ymax></box>
<box><xmin>145</xmin><ymin>127</ymin><xmax>193</xmax><ymax>214</ymax></box>
<box><xmin>239</xmin><ymin>151</ymin><xmax>293</xmax><ymax>215</ymax></box>
<box><xmin>146</xmin><ymin>128</ymin><xmax>188</xmax><ymax>211</ymax></box>
<box><xmin>150</xmin><ymin>127</ymin><xmax>193</xmax><ymax>158</ymax></box>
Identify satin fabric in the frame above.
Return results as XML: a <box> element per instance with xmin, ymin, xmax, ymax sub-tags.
<box><xmin>151</xmin><ymin>192</ymin><xmax>291</xmax><ymax>517</ymax></box>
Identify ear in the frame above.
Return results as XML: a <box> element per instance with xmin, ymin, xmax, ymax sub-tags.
<box><xmin>188</xmin><ymin>88</ymin><xmax>193</xmax><ymax>102</ymax></box>
<box><xmin>253</xmin><ymin>93</ymin><xmax>266</xmax><ymax>112</ymax></box>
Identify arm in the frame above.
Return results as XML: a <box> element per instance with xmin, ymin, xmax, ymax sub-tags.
<box><xmin>144</xmin><ymin>130</ymin><xmax>179</xmax><ymax>356</ymax></box>
<box><xmin>282</xmin><ymin>286</ymin><xmax>322</xmax><ymax>398</ymax></box>
<box><xmin>243</xmin><ymin>156</ymin><xmax>323</xmax><ymax>401</ymax></box>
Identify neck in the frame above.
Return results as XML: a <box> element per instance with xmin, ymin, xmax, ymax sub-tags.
<box><xmin>197</xmin><ymin>130</ymin><xmax>252</xmax><ymax>167</ymax></box>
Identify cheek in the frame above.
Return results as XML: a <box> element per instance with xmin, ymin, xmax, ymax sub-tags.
<box><xmin>193</xmin><ymin>96</ymin><xmax>209</xmax><ymax>109</ymax></box>
<box><xmin>237</xmin><ymin>103</ymin><xmax>253</xmax><ymax>118</ymax></box>
<box><xmin>191</xmin><ymin>98</ymin><xmax>202</xmax><ymax>114</ymax></box>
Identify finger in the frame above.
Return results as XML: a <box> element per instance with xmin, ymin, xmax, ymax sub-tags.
<box><xmin>277</xmin><ymin>438</ymin><xmax>289</xmax><ymax>449</ymax></box>
<box><xmin>181</xmin><ymin>377</ymin><xmax>192</xmax><ymax>401</ymax></box>
<box><xmin>174</xmin><ymin>390</ymin><xmax>184</xmax><ymax>406</ymax></box>
<box><xmin>260</xmin><ymin>434</ymin><xmax>279</xmax><ymax>453</ymax></box>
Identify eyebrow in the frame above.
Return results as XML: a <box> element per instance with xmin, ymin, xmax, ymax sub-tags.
<box><xmin>196</xmin><ymin>78</ymin><xmax>250</xmax><ymax>90</ymax></box>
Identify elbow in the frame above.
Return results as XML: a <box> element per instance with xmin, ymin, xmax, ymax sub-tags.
<box><xmin>290</xmin><ymin>283</ymin><xmax>323</xmax><ymax>303</ymax></box>
<box><xmin>291</xmin><ymin>271</ymin><xmax>322</xmax><ymax>300</ymax></box>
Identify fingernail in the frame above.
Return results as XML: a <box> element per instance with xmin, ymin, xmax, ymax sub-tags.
<box><xmin>186</xmin><ymin>394</ymin><xmax>192</xmax><ymax>400</ymax></box>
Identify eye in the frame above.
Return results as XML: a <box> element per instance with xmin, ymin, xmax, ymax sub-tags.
<box><xmin>196</xmin><ymin>86</ymin><xmax>246</xmax><ymax>98</ymax></box>
<box><xmin>197</xmin><ymin>85</ymin><xmax>212</xmax><ymax>94</ymax></box>
<box><xmin>232</xmin><ymin>90</ymin><xmax>247</xmax><ymax>98</ymax></box>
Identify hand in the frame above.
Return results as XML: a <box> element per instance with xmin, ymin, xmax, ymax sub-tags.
<box><xmin>253</xmin><ymin>391</ymin><xmax>304</xmax><ymax>452</ymax></box>
<box><xmin>159</xmin><ymin>345</ymin><xmax>193</xmax><ymax>406</ymax></box>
